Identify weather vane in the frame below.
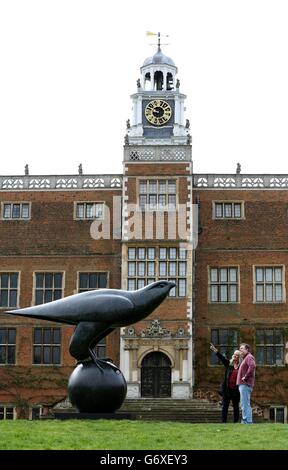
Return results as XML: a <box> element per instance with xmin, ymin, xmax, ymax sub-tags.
<box><xmin>146</xmin><ymin>31</ymin><xmax>170</xmax><ymax>50</ymax></box>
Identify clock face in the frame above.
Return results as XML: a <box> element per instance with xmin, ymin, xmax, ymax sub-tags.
<box><xmin>144</xmin><ymin>100</ymin><xmax>172</xmax><ymax>126</ymax></box>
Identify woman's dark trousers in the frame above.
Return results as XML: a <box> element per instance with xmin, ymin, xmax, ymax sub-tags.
<box><xmin>222</xmin><ymin>393</ymin><xmax>240</xmax><ymax>423</ymax></box>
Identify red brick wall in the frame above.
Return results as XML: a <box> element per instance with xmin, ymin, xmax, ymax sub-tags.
<box><xmin>0</xmin><ymin>189</ymin><xmax>121</xmax><ymax>255</ymax></box>
<box><xmin>125</xmin><ymin>162</ymin><xmax>191</xmax><ymax>176</ymax></box>
<box><xmin>194</xmin><ymin>189</ymin><xmax>288</xmax><ymax>404</ymax></box>
<box><xmin>195</xmin><ymin>189</ymin><xmax>288</xmax><ymax>249</ymax></box>
<box><xmin>0</xmin><ymin>190</ymin><xmax>122</xmax><ymax>409</ymax></box>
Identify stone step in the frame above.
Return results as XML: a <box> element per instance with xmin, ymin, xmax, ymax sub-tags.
<box><xmin>52</xmin><ymin>398</ymin><xmax>264</xmax><ymax>423</ymax></box>
<box><xmin>119</xmin><ymin>398</ymin><xmax>264</xmax><ymax>423</ymax></box>
<box><xmin>121</xmin><ymin>402</ymin><xmax>220</xmax><ymax>407</ymax></box>
<box><xmin>121</xmin><ymin>399</ymin><xmax>214</xmax><ymax>404</ymax></box>
<box><xmin>120</xmin><ymin>400</ymin><xmax>221</xmax><ymax>411</ymax></box>
<box><xmin>123</xmin><ymin>398</ymin><xmax>210</xmax><ymax>403</ymax></box>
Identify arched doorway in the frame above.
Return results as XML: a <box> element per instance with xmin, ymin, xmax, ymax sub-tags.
<box><xmin>141</xmin><ymin>352</ymin><xmax>171</xmax><ymax>397</ymax></box>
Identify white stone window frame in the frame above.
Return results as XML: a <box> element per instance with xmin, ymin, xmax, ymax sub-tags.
<box><xmin>0</xmin><ymin>405</ymin><xmax>17</xmax><ymax>420</ymax></box>
<box><xmin>253</xmin><ymin>265</ymin><xmax>285</xmax><ymax>303</ymax></box>
<box><xmin>32</xmin><ymin>326</ymin><xmax>62</xmax><ymax>366</ymax></box>
<box><xmin>212</xmin><ymin>201</ymin><xmax>245</xmax><ymax>220</ymax></box>
<box><xmin>269</xmin><ymin>405</ymin><xmax>287</xmax><ymax>423</ymax></box>
<box><xmin>127</xmin><ymin>246</ymin><xmax>187</xmax><ymax>298</ymax></box>
<box><xmin>137</xmin><ymin>178</ymin><xmax>178</xmax><ymax>212</ymax></box>
<box><xmin>0</xmin><ymin>271</ymin><xmax>20</xmax><ymax>309</ymax></box>
<box><xmin>74</xmin><ymin>201</ymin><xmax>105</xmax><ymax>220</ymax></box>
<box><xmin>255</xmin><ymin>328</ymin><xmax>285</xmax><ymax>366</ymax></box>
<box><xmin>32</xmin><ymin>271</ymin><xmax>65</xmax><ymax>306</ymax></box>
<box><xmin>209</xmin><ymin>327</ymin><xmax>239</xmax><ymax>366</ymax></box>
<box><xmin>0</xmin><ymin>326</ymin><xmax>16</xmax><ymax>365</ymax></box>
<box><xmin>76</xmin><ymin>271</ymin><xmax>109</xmax><ymax>293</ymax></box>
<box><xmin>95</xmin><ymin>338</ymin><xmax>106</xmax><ymax>359</ymax></box>
<box><xmin>208</xmin><ymin>266</ymin><xmax>240</xmax><ymax>304</ymax></box>
<box><xmin>29</xmin><ymin>406</ymin><xmax>44</xmax><ymax>420</ymax></box>
<box><xmin>1</xmin><ymin>201</ymin><xmax>31</xmax><ymax>220</ymax></box>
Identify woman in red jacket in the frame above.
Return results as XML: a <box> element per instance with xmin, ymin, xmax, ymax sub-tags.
<box><xmin>210</xmin><ymin>343</ymin><xmax>241</xmax><ymax>423</ymax></box>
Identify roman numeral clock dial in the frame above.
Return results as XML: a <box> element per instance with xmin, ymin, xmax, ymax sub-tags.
<box><xmin>144</xmin><ymin>100</ymin><xmax>172</xmax><ymax>126</ymax></box>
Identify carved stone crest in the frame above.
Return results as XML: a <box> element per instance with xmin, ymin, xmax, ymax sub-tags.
<box><xmin>141</xmin><ymin>319</ymin><xmax>171</xmax><ymax>337</ymax></box>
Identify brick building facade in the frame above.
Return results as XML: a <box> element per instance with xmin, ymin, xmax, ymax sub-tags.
<box><xmin>194</xmin><ymin>179</ymin><xmax>288</xmax><ymax>421</ymax></box>
<box><xmin>0</xmin><ymin>40</ymin><xmax>287</xmax><ymax>421</ymax></box>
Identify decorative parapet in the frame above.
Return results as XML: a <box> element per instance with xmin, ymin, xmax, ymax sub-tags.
<box><xmin>5</xmin><ymin>172</ymin><xmax>288</xmax><ymax>191</ymax></box>
<box><xmin>0</xmin><ymin>175</ymin><xmax>122</xmax><ymax>191</ymax></box>
<box><xmin>193</xmin><ymin>174</ymin><xmax>288</xmax><ymax>189</ymax></box>
<box><xmin>124</xmin><ymin>145</ymin><xmax>192</xmax><ymax>162</ymax></box>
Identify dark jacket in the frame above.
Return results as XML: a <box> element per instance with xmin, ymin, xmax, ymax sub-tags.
<box><xmin>216</xmin><ymin>352</ymin><xmax>240</xmax><ymax>399</ymax></box>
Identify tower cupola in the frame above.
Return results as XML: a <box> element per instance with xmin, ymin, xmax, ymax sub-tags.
<box><xmin>141</xmin><ymin>46</ymin><xmax>177</xmax><ymax>92</ymax></box>
<box><xmin>126</xmin><ymin>33</ymin><xmax>191</xmax><ymax>147</ymax></box>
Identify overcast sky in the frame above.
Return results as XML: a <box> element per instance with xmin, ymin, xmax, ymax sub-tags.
<box><xmin>1</xmin><ymin>0</ymin><xmax>288</xmax><ymax>176</ymax></box>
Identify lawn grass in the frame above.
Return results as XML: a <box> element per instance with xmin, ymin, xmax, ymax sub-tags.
<box><xmin>0</xmin><ymin>420</ymin><xmax>288</xmax><ymax>450</ymax></box>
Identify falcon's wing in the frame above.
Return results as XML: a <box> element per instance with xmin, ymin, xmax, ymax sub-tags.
<box><xmin>5</xmin><ymin>293</ymin><xmax>134</xmax><ymax>325</ymax></box>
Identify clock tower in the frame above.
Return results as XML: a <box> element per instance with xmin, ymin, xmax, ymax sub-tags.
<box><xmin>121</xmin><ymin>36</ymin><xmax>194</xmax><ymax>400</ymax></box>
<box><xmin>127</xmin><ymin>36</ymin><xmax>190</xmax><ymax>146</ymax></box>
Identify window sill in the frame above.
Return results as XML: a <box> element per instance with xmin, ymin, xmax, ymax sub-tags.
<box><xmin>253</xmin><ymin>302</ymin><xmax>285</xmax><ymax>305</ymax></box>
<box><xmin>256</xmin><ymin>364</ymin><xmax>286</xmax><ymax>368</ymax></box>
<box><xmin>1</xmin><ymin>218</ymin><xmax>31</xmax><ymax>221</ymax></box>
<box><xmin>167</xmin><ymin>296</ymin><xmax>187</xmax><ymax>299</ymax></box>
<box><xmin>208</xmin><ymin>364</ymin><xmax>226</xmax><ymax>367</ymax></box>
<box><xmin>75</xmin><ymin>217</ymin><xmax>104</xmax><ymax>221</ymax></box>
<box><xmin>212</xmin><ymin>217</ymin><xmax>245</xmax><ymax>221</ymax></box>
<box><xmin>32</xmin><ymin>364</ymin><xmax>62</xmax><ymax>367</ymax></box>
<box><xmin>136</xmin><ymin>207</ymin><xmax>177</xmax><ymax>213</ymax></box>
<box><xmin>0</xmin><ymin>306</ymin><xmax>20</xmax><ymax>310</ymax></box>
